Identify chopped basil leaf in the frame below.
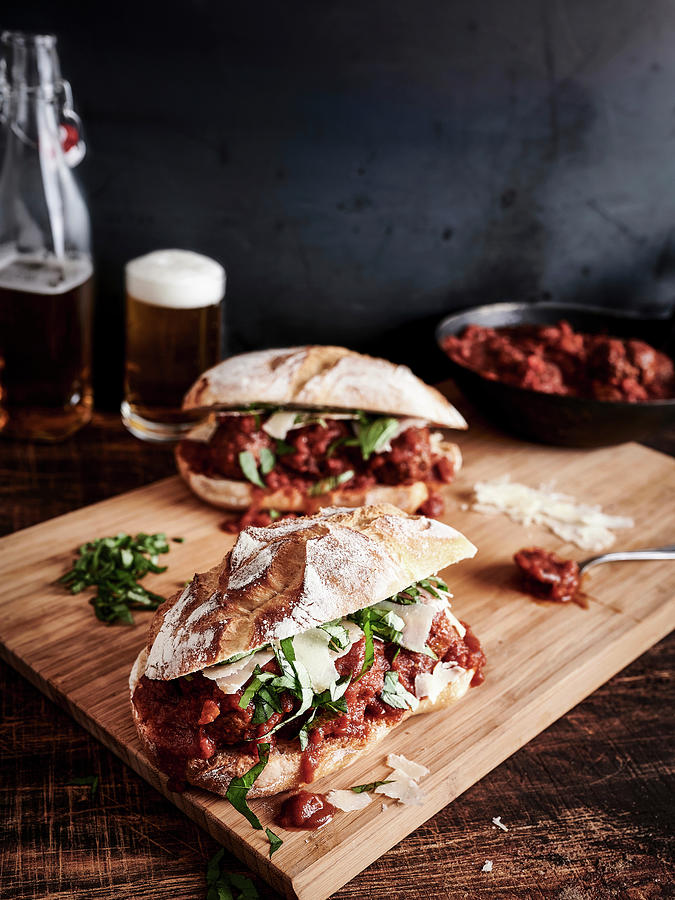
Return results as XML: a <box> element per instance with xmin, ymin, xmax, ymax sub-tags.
<box><xmin>265</xmin><ymin>828</ymin><xmax>283</xmax><ymax>857</ymax></box>
<box><xmin>171</xmin><ymin>536</ymin><xmax>185</xmax><ymax>543</ymax></box>
<box><xmin>350</xmin><ymin>605</ymin><xmax>404</xmax><ymax>648</ymax></box>
<box><xmin>298</xmin><ymin>708</ymin><xmax>318</xmax><ymax>751</ymax></box>
<box><xmin>354</xmin><ymin>415</ymin><xmax>399</xmax><ymax>460</ymax></box>
<box><xmin>380</xmin><ymin>670</ymin><xmax>418</xmax><ymax>710</ymax></box>
<box><xmin>225</xmin><ymin>743</ymin><xmax>279</xmax><ymax>851</ymax></box>
<box><xmin>351</xmin><ymin>780</ymin><xmax>392</xmax><ymax>794</ymax></box>
<box><xmin>238</xmin><ymin>451</ymin><xmax>265</xmax><ymax>488</ymax></box>
<box><xmin>261</xmin><ymin>640</ymin><xmax>313</xmax><ymax>738</ymax></box>
<box><xmin>269</xmin><ymin>509</ymin><xmax>281</xmax><ymax>520</ymax></box>
<box><xmin>238</xmin><ymin>670</ymin><xmax>274</xmax><ymax>710</ymax></box>
<box><xmin>205</xmin><ymin>848</ymin><xmax>260</xmax><ymax>898</ymax></box>
<box><xmin>251</xmin><ymin>684</ymin><xmax>283</xmax><ymax>724</ymax></box>
<box><xmin>320</xmin><ymin>621</ymin><xmax>350</xmax><ymax>651</ymax></box>
<box><xmin>58</xmin><ymin>531</ymin><xmax>171</xmax><ymax>625</ymax></box>
<box><xmin>274</xmin><ymin>438</ymin><xmax>295</xmax><ymax>456</ymax></box>
<box><xmin>353</xmin><ymin>614</ymin><xmax>374</xmax><ymax>681</ymax></box>
<box><xmin>309</xmin><ymin>469</ymin><xmax>355</xmax><ymax>496</ymax></box>
<box><xmin>66</xmin><ymin>775</ymin><xmax>99</xmax><ymax>799</ymax></box>
<box><xmin>259</xmin><ymin>447</ymin><xmax>276</xmax><ymax>475</ymax></box>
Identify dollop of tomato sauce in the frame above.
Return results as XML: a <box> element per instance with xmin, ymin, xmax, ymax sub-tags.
<box><xmin>277</xmin><ymin>791</ymin><xmax>337</xmax><ymax>830</ymax></box>
<box><xmin>514</xmin><ymin>546</ymin><xmax>583</xmax><ymax>606</ymax></box>
<box><xmin>442</xmin><ymin>320</ymin><xmax>675</xmax><ymax>402</ymax></box>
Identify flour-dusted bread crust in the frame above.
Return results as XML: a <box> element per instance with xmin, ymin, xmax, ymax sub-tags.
<box><xmin>142</xmin><ymin>505</ymin><xmax>477</xmax><ymax>681</ymax></box>
<box><xmin>175</xmin><ymin>437</ymin><xmax>462</xmax><ymax>514</ymax></box>
<box><xmin>182</xmin><ymin>345</ymin><xmax>467</xmax><ymax>430</ymax></box>
<box><xmin>130</xmin><ymin>648</ymin><xmax>474</xmax><ymax>797</ymax></box>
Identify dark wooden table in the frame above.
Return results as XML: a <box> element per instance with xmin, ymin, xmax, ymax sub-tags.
<box><xmin>1</xmin><ymin>413</ymin><xmax>673</xmax><ymax>900</ymax></box>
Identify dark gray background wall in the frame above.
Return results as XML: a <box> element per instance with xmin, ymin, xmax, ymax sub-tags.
<box><xmin>5</xmin><ymin>1</ymin><xmax>675</xmax><ymax>406</ymax></box>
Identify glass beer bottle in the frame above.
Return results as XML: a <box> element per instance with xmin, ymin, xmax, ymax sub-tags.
<box><xmin>0</xmin><ymin>31</ymin><xmax>93</xmax><ymax>441</ymax></box>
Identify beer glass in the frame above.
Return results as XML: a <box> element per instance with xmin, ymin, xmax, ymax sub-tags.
<box><xmin>121</xmin><ymin>249</ymin><xmax>226</xmax><ymax>442</ymax></box>
<box><xmin>0</xmin><ymin>32</ymin><xmax>93</xmax><ymax>441</ymax></box>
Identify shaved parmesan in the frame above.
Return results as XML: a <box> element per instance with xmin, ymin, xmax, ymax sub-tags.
<box><xmin>472</xmin><ymin>476</ymin><xmax>634</xmax><ymax>552</ymax></box>
<box><xmin>292</xmin><ymin>619</ymin><xmax>362</xmax><ymax>693</ymax></box>
<box><xmin>414</xmin><ymin>661</ymin><xmax>466</xmax><ymax>702</ymax></box>
<box><xmin>202</xmin><ymin>649</ymin><xmax>274</xmax><ymax>693</ymax></box>
<box><xmin>482</xmin><ymin>860</ymin><xmax>493</xmax><ymax>873</ymax></box>
<box><xmin>386</xmin><ymin>754</ymin><xmax>430</xmax><ymax>780</ymax></box>
<box><xmin>492</xmin><ymin>816</ymin><xmax>508</xmax><ymax>831</ymax></box>
<box><xmin>262</xmin><ymin>411</ymin><xmax>298</xmax><ymax>439</ymax></box>
<box><xmin>373</xmin><ymin>600</ymin><xmax>436</xmax><ymax>653</ymax></box>
<box><xmin>326</xmin><ymin>790</ymin><xmax>372</xmax><ymax>812</ymax></box>
<box><xmin>375</xmin><ymin>777</ymin><xmax>425</xmax><ymax>806</ymax></box>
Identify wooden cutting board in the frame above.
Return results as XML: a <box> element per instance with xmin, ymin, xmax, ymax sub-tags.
<box><xmin>1</xmin><ymin>423</ymin><xmax>674</xmax><ymax>900</ymax></box>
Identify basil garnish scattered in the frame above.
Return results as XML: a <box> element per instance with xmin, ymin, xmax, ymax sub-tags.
<box><xmin>66</xmin><ymin>775</ymin><xmax>99</xmax><ymax>799</ymax></box>
<box><xmin>259</xmin><ymin>447</ymin><xmax>276</xmax><ymax>475</ymax></box>
<box><xmin>225</xmin><ymin>743</ymin><xmax>283</xmax><ymax>856</ymax></box>
<box><xmin>392</xmin><ymin>576</ymin><xmax>449</xmax><ymax>604</ymax></box>
<box><xmin>353</xmin><ymin>614</ymin><xmax>374</xmax><ymax>681</ymax></box>
<box><xmin>351</xmin><ymin>780</ymin><xmax>392</xmax><ymax>794</ymax></box>
<box><xmin>349</xmin><ymin>605</ymin><xmax>405</xmax><ymax>649</ymax></box>
<box><xmin>380</xmin><ymin>670</ymin><xmax>418</xmax><ymax>710</ymax></box>
<box><xmin>206</xmin><ymin>849</ymin><xmax>260</xmax><ymax>899</ymax></box>
<box><xmin>58</xmin><ymin>532</ymin><xmax>173</xmax><ymax>625</ymax></box>
<box><xmin>238</xmin><ymin>450</ymin><xmax>265</xmax><ymax>488</ymax></box>
<box><xmin>354</xmin><ymin>415</ymin><xmax>400</xmax><ymax>460</ymax></box>
<box><xmin>308</xmin><ymin>469</ymin><xmax>355</xmax><ymax>496</ymax></box>
<box><xmin>320</xmin><ymin>621</ymin><xmax>351</xmax><ymax>651</ymax></box>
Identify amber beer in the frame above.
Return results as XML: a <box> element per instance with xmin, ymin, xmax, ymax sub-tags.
<box><xmin>0</xmin><ymin>252</ymin><xmax>93</xmax><ymax>440</ymax></box>
<box><xmin>122</xmin><ymin>250</ymin><xmax>226</xmax><ymax>441</ymax></box>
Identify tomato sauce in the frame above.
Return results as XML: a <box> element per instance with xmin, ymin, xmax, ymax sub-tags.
<box><xmin>514</xmin><ymin>546</ymin><xmax>582</xmax><ymax>605</ymax></box>
<box><xmin>278</xmin><ymin>791</ymin><xmax>336</xmax><ymax>830</ymax></box>
<box><xmin>442</xmin><ymin>320</ymin><xmax>675</xmax><ymax>402</ymax></box>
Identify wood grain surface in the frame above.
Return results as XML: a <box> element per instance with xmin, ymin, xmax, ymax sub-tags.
<box><xmin>0</xmin><ymin>414</ymin><xmax>663</xmax><ymax>896</ymax></box>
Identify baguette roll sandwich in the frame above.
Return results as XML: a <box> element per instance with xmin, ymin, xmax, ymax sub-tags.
<box><xmin>130</xmin><ymin>505</ymin><xmax>485</xmax><ymax>815</ymax></box>
<box><xmin>175</xmin><ymin>346</ymin><xmax>467</xmax><ymax>524</ymax></box>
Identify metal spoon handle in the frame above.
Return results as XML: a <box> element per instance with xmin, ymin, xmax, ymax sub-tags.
<box><xmin>581</xmin><ymin>544</ymin><xmax>675</xmax><ymax>573</ymax></box>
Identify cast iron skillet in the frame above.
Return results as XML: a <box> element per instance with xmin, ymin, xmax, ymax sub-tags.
<box><xmin>435</xmin><ymin>301</ymin><xmax>675</xmax><ymax>447</ymax></box>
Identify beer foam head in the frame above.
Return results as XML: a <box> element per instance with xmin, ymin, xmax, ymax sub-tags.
<box><xmin>125</xmin><ymin>250</ymin><xmax>225</xmax><ymax>309</ymax></box>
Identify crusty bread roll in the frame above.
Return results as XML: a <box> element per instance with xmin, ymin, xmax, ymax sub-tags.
<box><xmin>142</xmin><ymin>504</ymin><xmax>476</xmax><ymax>680</ymax></box>
<box><xmin>182</xmin><ymin>345</ymin><xmax>467</xmax><ymax>429</ymax></box>
<box><xmin>175</xmin><ymin>434</ymin><xmax>462</xmax><ymax>514</ymax></box>
<box><xmin>130</xmin><ymin>505</ymin><xmax>479</xmax><ymax>798</ymax></box>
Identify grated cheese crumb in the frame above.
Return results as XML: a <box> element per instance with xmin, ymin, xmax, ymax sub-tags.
<box><xmin>492</xmin><ymin>816</ymin><xmax>508</xmax><ymax>832</ymax></box>
<box><xmin>326</xmin><ymin>790</ymin><xmax>372</xmax><ymax>812</ymax></box>
<box><xmin>386</xmin><ymin>753</ymin><xmax>430</xmax><ymax>780</ymax></box>
<box><xmin>482</xmin><ymin>860</ymin><xmax>493</xmax><ymax>873</ymax></box>
<box><xmin>471</xmin><ymin>476</ymin><xmax>633</xmax><ymax>551</ymax></box>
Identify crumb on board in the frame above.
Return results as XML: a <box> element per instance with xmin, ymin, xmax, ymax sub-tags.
<box><xmin>492</xmin><ymin>816</ymin><xmax>508</xmax><ymax>831</ymax></box>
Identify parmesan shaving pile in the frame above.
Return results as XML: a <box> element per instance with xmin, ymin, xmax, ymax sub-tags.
<box><xmin>374</xmin><ymin>753</ymin><xmax>430</xmax><ymax>807</ymax></box>
<box><xmin>471</xmin><ymin>476</ymin><xmax>634</xmax><ymax>551</ymax></box>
